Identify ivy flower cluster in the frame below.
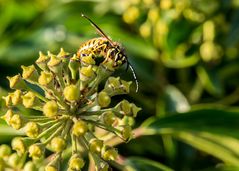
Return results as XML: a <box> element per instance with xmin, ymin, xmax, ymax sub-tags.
<box><xmin>121</xmin><ymin>0</ymin><xmax>224</xmax><ymax>62</ymax></box>
<box><xmin>1</xmin><ymin>48</ymin><xmax>141</xmax><ymax>171</ymax></box>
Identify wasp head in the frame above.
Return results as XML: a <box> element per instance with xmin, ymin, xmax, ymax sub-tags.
<box><xmin>111</xmin><ymin>43</ymin><xmax>127</xmax><ymax>67</ymax></box>
<box><xmin>111</xmin><ymin>43</ymin><xmax>138</xmax><ymax>92</ymax></box>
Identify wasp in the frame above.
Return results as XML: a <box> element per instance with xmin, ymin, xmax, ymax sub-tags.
<box><xmin>77</xmin><ymin>14</ymin><xmax>138</xmax><ymax>92</ymax></box>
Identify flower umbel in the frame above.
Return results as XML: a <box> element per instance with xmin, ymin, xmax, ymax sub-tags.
<box><xmin>2</xmin><ymin>48</ymin><xmax>141</xmax><ymax>171</ymax></box>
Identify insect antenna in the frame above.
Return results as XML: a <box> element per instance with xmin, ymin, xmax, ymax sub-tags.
<box><xmin>127</xmin><ymin>60</ymin><xmax>139</xmax><ymax>92</ymax></box>
<box><xmin>125</xmin><ymin>58</ymin><xmax>129</xmax><ymax>72</ymax></box>
<box><xmin>81</xmin><ymin>13</ymin><xmax>114</xmax><ymax>46</ymax></box>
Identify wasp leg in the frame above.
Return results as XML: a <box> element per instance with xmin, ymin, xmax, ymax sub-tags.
<box><xmin>92</xmin><ymin>43</ymin><xmax>107</xmax><ymax>56</ymax></box>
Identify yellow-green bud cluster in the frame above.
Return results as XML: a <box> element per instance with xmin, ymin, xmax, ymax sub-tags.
<box><xmin>11</xmin><ymin>90</ymin><xmax>22</xmax><ymax>105</ymax></box>
<box><xmin>50</xmin><ymin>136</ymin><xmax>66</xmax><ymax>152</ymax></box>
<box><xmin>0</xmin><ymin>145</ymin><xmax>11</xmax><ymax>159</ymax></box>
<box><xmin>121</xmin><ymin>0</ymin><xmax>227</xmax><ymax>64</ymax></box>
<box><xmin>23</xmin><ymin>161</ymin><xmax>37</xmax><ymax>171</ymax></box>
<box><xmin>25</xmin><ymin>122</ymin><xmax>40</xmax><ymax>138</ymax></box>
<box><xmin>8</xmin><ymin>153</ymin><xmax>21</xmax><ymax>168</ymax></box>
<box><xmin>115</xmin><ymin>99</ymin><xmax>141</xmax><ymax>117</ymax></box>
<box><xmin>1</xmin><ymin>48</ymin><xmax>141</xmax><ymax>171</ymax></box>
<box><xmin>122</xmin><ymin>0</ymin><xmax>173</xmax><ymax>42</ymax></box>
<box><xmin>72</xmin><ymin>120</ymin><xmax>88</xmax><ymax>137</ymax></box>
<box><xmin>68</xmin><ymin>153</ymin><xmax>85</xmax><ymax>170</ymax></box>
<box><xmin>103</xmin><ymin>77</ymin><xmax>132</xmax><ymax>96</ymax></box>
<box><xmin>89</xmin><ymin>139</ymin><xmax>103</xmax><ymax>153</ymax></box>
<box><xmin>29</xmin><ymin>143</ymin><xmax>44</xmax><ymax>159</ymax></box>
<box><xmin>102</xmin><ymin>145</ymin><xmax>118</xmax><ymax>161</ymax></box>
<box><xmin>43</xmin><ymin>100</ymin><xmax>58</xmax><ymax>117</ymax></box>
<box><xmin>63</xmin><ymin>85</ymin><xmax>80</xmax><ymax>102</ymax></box>
<box><xmin>22</xmin><ymin>91</ymin><xmax>41</xmax><ymax>108</ymax></box>
<box><xmin>21</xmin><ymin>65</ymin><xmax>39</xmax><ymax>83</ymax></box>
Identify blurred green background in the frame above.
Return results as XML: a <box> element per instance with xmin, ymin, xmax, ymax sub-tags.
<box><xmin>2</xmin><ymin>0</ymin><xmax>239</xmax><ymax>170</ymax></box>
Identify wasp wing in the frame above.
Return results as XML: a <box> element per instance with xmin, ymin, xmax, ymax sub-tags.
<box><xmin>81</xmin><ymin>14</ymin><xmax>114</xmax><ymax>46</ymax></box>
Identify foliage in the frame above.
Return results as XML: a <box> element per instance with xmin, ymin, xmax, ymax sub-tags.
<box><xmin>1</xmin><ymin>0</ymin><xmax>239</xmax><ymax>170</ymax></box>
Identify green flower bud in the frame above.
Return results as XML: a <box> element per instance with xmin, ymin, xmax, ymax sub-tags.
<box><xmin>104</xmin><ymin>77</ymin><xmax>132</xmax><ymax>96</ymax></box>
<box><xmin>0</xmin><ymin>158</ymin><xmax>5</xmax><ymax>171</ymax></box>
<box><xmin>63</xmin><ymin>85</ymin><xmax>80</xmax><ymax>102</ymax></box>
<box><xmin>102</xmin><ymin>146</ymin><xmax>118</xmax><ymax>161</ymax></box>
<box><xmin>45</xmin><ymin>165</ymin><xmax>58</xmax><ymax>171</ymax></box>
<box><xmin>97</xmin><ymin>91</ymin><xmax>111</xmax><ymax>108</ymax></box>
<box><xmin>119</xmin><ymin>125</ymin><xmax>132</xmax><ymax>141</ymax></box>
<box><xmin>25</xmin><ymin>122</ymin><xmax>39</xmax><ymax>138</ymax></box>
<box><xmin>120</xmin><ymin>116</ymin><xmax>135</xmax><ymax>126</ymax></box>
<box><xmin>11</xmin><ymin>137</ymin><xmax>26</xmax><ymax>155</ymax></box>
<box><xmin>43</xmin><ymin>101</ymin><xmax>58</xmax><ymax>117</ymax></box>
<box><xmin>11</xmin><ymin>90</ymin><xmax>22</xmax><ymax>105</ymax></box>
<box><xmin>101</xmin><ymin>111</ymin><xmax>116</xmax><ymax>126</ymax></box>
<box><xmin>50</xmin><ymin>136</ymin><xmax>66</xmax><ymax>152</ymax></box>
<box><xmin>119</xmin><ymin>80</ymin><xmax>132</xmax><ymax>93</ymax></box>
<box><xmin>106</xmin><ymin>77</ymin><xmax>120</xmax><ymax>87</ymax></box>
<box><xmin>72</xmin><ymin>120</ymin><xmax>88</xmax><ymax>137</ymax></box>
<box><xmin>21</xmin><ymin>65</ymin><xmax>39</xmax><ymax>83</ymax></box>
<box><xmin>115</xmin><ymin>100</ymin><xmax>141</xmax><ymax>117</ymax></box>
<box><xmin>38</xmin><ymin>71</ymin><xmax>54</xmax><ymax>86</ymax></box>
<box><xmin>8</xmin><ymin>153</ymin><xmax>20</xmax><ymax>167</ymax></box>
<box><xmin>48</xmin><ymin>54</ymin><xmax>61</xmax><ymax>67</ymax></box>
<box><xmin>68</xmin><ymin>154</ymin><xmax>85</xmax><ymax>170</ymax></box>
<box><xmin>97</xmin><ymin>162</ymin><xmax>109</xmax><ymax>171</ymax></box>
<box><xmin>57</xmin><ymin>48</ymin><xmax>69</xmax><ymax>58</ymax></box>
<box><xmin>29</xmin><ymin>144</ymin><xmax>44</xmax><ymax>159</ymax></box>
<box><xmin>36</xmin><ymin>51</ymin><xmax>50</xmax><ymax>71</ymax></box>
<box><xmin>0</xmin><ymin>144</ymin><xmax>12</xmax><ymax>158</ymax></box>
<box><xmin>1</xmin><ymin>109</ymin><xmax>14</xmax><ymax>125</ymax></box>
<box><xmin>131</xmin><ymin>103</ymin><xmax>141</xmax><ymax>117</ymax></box>
<box><xmin>69</xmin><ymin>55</ymin><xmax>80</xmax><ymax>80</ymax></box>
<box><xmin>7</xmin><ymin>74</ymin><xmax>27</xmax><ymax>90</ymax></box>
<box><xmin>117</xmin><ymin>100</ymin><xmax>130</xmax><ymax>115</ymax></box>
<box><xmin>22</xmin><ymin>91</ymin><xmax>40</xmax><ymax>108</ymax></box>
<box><xmin>81</xmin><ymin>55</ymin><xmax>95</xmax><ymax>66</ymax></box>
<box><xmin>80</xmin><ymin>65</ymin><xmax>95</xmax><ymax>81</ymax></box>
<box><xmin>45</xmin><ymin>154</ymin><xmax>61</xmax><ymax>171</ymax></box>
<box><xmin>47</xmin><ymin>53</ymin><xmax>62</xmax><ymax>74</ymax></box>
<box><xmin>101</xmin><ymin>59</ymin><xmax>115</xmax><ymax>71</ymax></box>
<box><xmin>23</xmin><ymin>161</ymin><xmax>37</xmax><ymax>171</ymax></box>
<box><xmin>2</xmin><ymin>94</ymin><xmax>12</xmax><ymax>106</ymax></box>
<box><xmin>9</xmin><ymin>114</ymin><xmax>23</xmax><ymax>130</ymax></box>
<box><xmin>89</xmin><ymin>139</ymin><xmax>103</xmax><ymax>153</ymax></box>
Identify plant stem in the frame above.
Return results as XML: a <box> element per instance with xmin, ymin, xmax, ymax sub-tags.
<box><xmin>105</xmin><ymin>127</ymin><xmax>148</xmax><ymax>146</ymax></box>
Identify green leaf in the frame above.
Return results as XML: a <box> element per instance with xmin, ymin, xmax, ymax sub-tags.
<box><xmin>197</xmin><ymin>66</ymin><xmax>223</xmax><ymax>97</ymax></box>
<box><xmin>144</xmin><ymin>109</ymin><xmax>239</xmax><ymax>136</ymax></box>
<box><xmin>161</xmin><ymin>54</ymin><xmax>199</xmax><ymax>68</ymax></box>
<box><xmin>201</xmin><ymin>164</ymin><xmax>239</xmax><ymax>171</ymax></box>
<box><xmin>173</xmin><ymin>132</ymin><xmax>239</xmax><ymax>165</ymax></box>
<box><xmin>124</xmin><ymin>157</ymin><xmax>173</xmax><ymax>171</ymax></box>
<box><xmin>167</xmin><ymin>18</ymin><xmax>197</xmax><ymax>51</ymax></box>
<box><xmin>142</xmin><ymin>109</ymin><xmax>239</xmax><ymax>166</ymax></box>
